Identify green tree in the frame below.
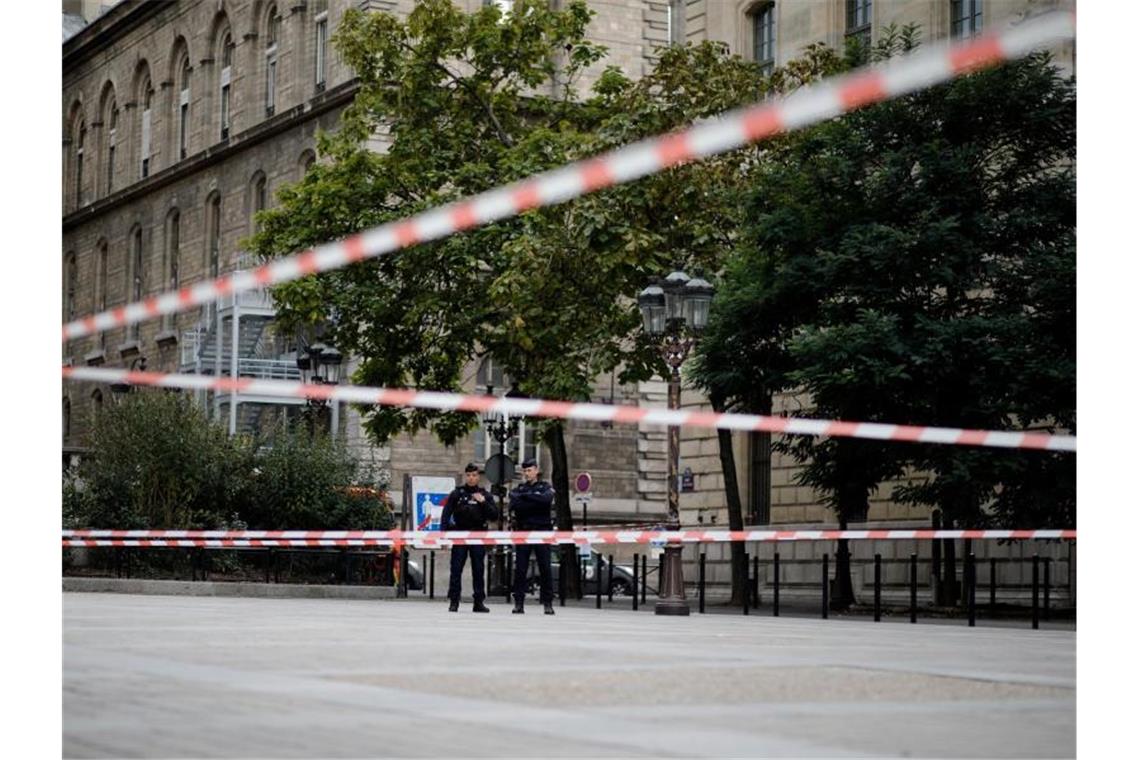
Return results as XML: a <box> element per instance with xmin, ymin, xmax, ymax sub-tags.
<box><xmin>244</xmin><ymin>425</ymin><xmax>394</xmax><ymax>530</ymax></box>
<box><xmin>64</xmin><ymin>391</ymin><xmax>254</xmax><ymax>529</ymax></box>
<box><xmin>248</xmin><ymin>1</ymin><xmax>773</xmax><ymax>594</ymax></box>
<box><xmin>693</xmin><ymin>41</ymin><xmax>1075</xmax><ymax>609</ymax></box>
<box><xmin>63</xmin><ymin>392</ymin><xmax>394</xmax><ymax>532</ymax></box>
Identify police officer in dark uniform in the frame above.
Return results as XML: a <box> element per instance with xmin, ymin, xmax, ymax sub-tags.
<box><xmin>440</xmin><ymin>463</ymin><xmax>498</xmax><ymax>613</ymax></box>
<box><xmin>510</xmin><ymin>457</ymin><xmax>556</xmax><ymax>615</ymax></box>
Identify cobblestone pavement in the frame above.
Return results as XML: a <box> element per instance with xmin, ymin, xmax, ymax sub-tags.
<box><xmin>64</xmin><ymin>592</ymin><xmax>1074</xmax><ymax>758</ymax></box>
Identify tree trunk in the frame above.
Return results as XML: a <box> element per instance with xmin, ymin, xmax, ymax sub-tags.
<box><xmin>831</xmin><ymin>442</ymin><xmax>861</xmax><ymax>611</ymax></box>
<box><xmin>712</xmin><ymin>394</ymin><xmax>748</xmax><ymax>606</ymax></box>
<box><xmin>941</xmin><ymin>516</ymin><xmax>958</xmax><ymax>607</ymax></box>
<box><xmin>832</xmin><ymin>518</ymin><xmax>857</xmax><ymax>611</ymax></box>
<box><xmin>546</xmin><ymin>421</ymin><xmax>580</xmax><ymax>598</ymax></box>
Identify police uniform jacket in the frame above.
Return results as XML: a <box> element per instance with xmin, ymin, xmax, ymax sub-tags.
<box><xmin>509</xmin><ymin>480</ymin><xmax>555</xmax><ymax>529</ymax></box>
<box><xmin>440</xmin><ymin>484</ymin><xmax>498</xmax><ymax>531</ymax></box>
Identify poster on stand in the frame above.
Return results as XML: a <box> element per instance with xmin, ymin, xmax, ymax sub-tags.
<box><xmin>411</xmin><ymin>475</ymin><xmax>457</xmax><ymax>531</ymax></box>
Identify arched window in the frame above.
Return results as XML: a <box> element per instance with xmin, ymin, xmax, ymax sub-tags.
<box><xmin>65</xmin><ymin>252</ymin><xmax>78</xmax><ymax>322</ymax></box>
<box><xmin>128</xmin><ymin>226</ymin><xmax>145</xmax><ymax>340</ymax></box>
<box><xmin>298</xmin><ymin>149</ymin><xmax>316</xmax><ymax>180</ymax></box>
<box><xmin>265</xmin><ymin>6</ymin><xmax>280</xmax><ymax>115</ymax></box>
<box><xmin>75</xmin><ymin>120</ymin><xmax>87</xmax><ymax>208</ymax></box>
<box><xmin>178</xmin><ymin>57</ymin><xmax>192</xmax><ymax>159</ymax></box>
<box><xmin>135</xmin><ymin>67</ymin><xmax>155</xmax><ymax>179</ymax></box>
<box><xmin>749</xmin><ymin>3</ymin><xmax>776</xmax><ymax>77</ymax></box>
<box><xmin>105</xmin><ymin>98</ymin><xmax>119</xmax><ymax>194</ymax></box>
<box><xmin>96</xmin><ymin>241</ymin><xmax>109</xmax><ymax>351</ymax></box>
<box><xmin>163</xmin><ymin>210</ymin><xmax>180</xmax><ymax>332</ymax></box>
<box><xmin>66</xmin><ymin>102</ymin><xmax>85</xmax><ymax>211</ymax></box>
<box><xmin>313</xmin><ymin>0</ymin><xmax>329</xmax><ymax>91</ymax></box>
<box><xmin>207</xmin><ymin>193</ymin><xmax>222</xmax><ymax>277</ymax></box>
<box><xmin>220</xmin><ymin>30</ymin><xmax>235</xmax><ymax>139</ymax></box>
<box><xmin>249</xmin><ymin>171</ymin><xmax>268</xmax><ymax>233</ymax></box>
<box><xmin>63</xmin><ymin>397</ymin><xmax>72</xmax><ymax>442</ymax></box>
<box><xmin>91</xmin><ymin>389</ymin><xmax>103</xmax><ymax>416</ymax></box>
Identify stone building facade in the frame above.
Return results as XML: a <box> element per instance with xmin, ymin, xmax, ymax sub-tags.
<box><xmin>63</xmin><ymin>0</ymin><xmax>1075</xmax><ymax>602</ymax></box>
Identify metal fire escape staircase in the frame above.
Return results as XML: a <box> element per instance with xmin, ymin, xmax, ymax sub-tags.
<box><xmin>178</xmin><ymin>258</ymin><xmax>303</xmax><ymax>435</ymax></box>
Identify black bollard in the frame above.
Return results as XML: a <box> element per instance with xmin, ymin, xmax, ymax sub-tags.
<box><xmin>753</xmin><ymin>554</ymin><xmax>760</xmax><ymax>608</ymax></box>
<box><xmin>641</xmin><ymin>555</ymin><xmax>648</xmax><ymax>604</ymax></box>
<box><xmin>1044</xmin><ymin>557</ymin><xmax>1051</xmax><ymax>621</ymax></box>
<box><xmin>421</xmin><ymin>554</ymin><xmax>427</xmax><ymax>594</ymax></box>
<box><xmin>595</xmin><ymin>553</ymin><xmax>602</xmax><ymax>610</ymax></box>
<box><xmin>559</xmin><ymin>552</ymin><xmax>567</xmax><ymax>607</ymax></box>
<box><xmin>657</xmin><ymin>554</ymin><xmax>664</xmax><ymax>596</ymax></box>
<box><xmin>632</xmin><ymin>553</ymin><xmax>639</xmax><ymax>611</ymax></box>
<box><xmin>821</xmin><ymin>553</ymin><xmax>829</xmax><ymax>619</ymax></box>
<box><xmin>400</xmin><ymin>548</ymin><xmax>408</xmax><ymax>598</ymax></box>
<box><xmin>698</xmin><ymin>552</ymin><xmax>706</xmax><ymax>614</ymax></box>
<box><xmin>743</xmin><ymin>552</ymin><xmax>750</xmax><ymax>615</ymax></box>
<box><xmin>429</xmin><ymin>551</ymin><xmax>435</xmax><ymax>600</ymax></box>
<box><xmin>968</xmin><ymin>552</ymin><xmax>976</xmax><ymax>627</ymax></box>
<box><xmin>874</xmin><ymin>554</ymin><xmax>881</xmax><ymax>622</ymax></box>
<box><xmin>773</xmin><ymin>552</ymin><xmax>780</xmax><ymax>617</ymax></box>
<box><xmin>910</xmin><ymin>553</ymin><xmax>918</xmax><ymax>624</ymax></box>
<box><xmin>505</xmin><ymin>552</ymin><xmax>513</xmax><ymax>604</ymax></box>
<box><xmin>990</xmin><ymin>557</ymin><xmax>996</xmax><ymax>617</ymax></box>
<box><xmin>607</xmin><ymin>554</ymin><xmax>614</xmax><ymax>603</ymax></box>
<box><xmin>580</xmin><ymin>556</ymin><xmax>587</xmax><ymax>600</ymax></box>
<box><xmin>1035</xmin><ymin>553</ymin><xmax>1044</xmax><ymax>628</ymax></box>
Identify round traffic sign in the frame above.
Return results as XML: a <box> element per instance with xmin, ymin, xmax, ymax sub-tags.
<box><xmin>485</xmin><ymin>453</ymin><xmax>515</xmax><ymax>485</ymax></box>
<box><xmin>574</xmin><ymin>471</ymin><xmax>592</xmax><ymax>493</ymax></box>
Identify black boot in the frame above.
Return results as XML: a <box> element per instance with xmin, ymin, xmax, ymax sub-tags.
<box><xmin>448</xmin><ymin>599</ymin><xmax>459</xmax><ymax>612</ymax></box>
<box><xmin>512</xmin><ymin>600</ymin><xmax>525</xmax><ymax>614</ymax></box>
<box><xmin>543</xmin><ymin>603</ymin><xmax>555</xmax><ymax>615</ymax></box>
<box><xmin>473</xmin><ymin>601</ymin><xmax>490</xmax><ymax>613</ymax></box>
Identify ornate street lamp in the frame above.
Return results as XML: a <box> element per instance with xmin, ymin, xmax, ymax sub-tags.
<box><xmin>638</xmin><ymin>268</ymin><xmax>715</xmax><ymax>616</ymax></box>
<box><xmin>482</xmin><ymin>381</ymin><xmax>527</xmax><ymax>595</ymax></box>
<box><xmin>109</xmin><ymin>356</ymin><xmax>147</xmax><ymax>395</ymax></box>
<box><xmin>296</xmin><ymin>342</ymin><xmax>343</xmax><ymax>432</ymax></box>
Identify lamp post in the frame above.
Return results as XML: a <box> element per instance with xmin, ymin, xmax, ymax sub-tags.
<box><xmin>109</xmin><ymin>356</ymin><xmax>147</xmax><ymax>395</ymax></box>
<box><xmin>296</xmin><ymin>342</ymin><xmax>343</xmax><ymax>434</ymax></box>
<box><xmin>482</xmin><ymin>382</ymin><xmax>526</xmax><ymax>595</ymax></box>
<box><xmin>638</xmin><ymin>269</ymin><xmax>714</xmax><ymax>616</ymax></box>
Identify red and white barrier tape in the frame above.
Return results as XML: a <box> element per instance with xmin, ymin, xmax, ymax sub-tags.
<box><xmin>61</xmin><ymin>366</ymin><xmax>1076</xmax><ymax>450</ymax></box>
<box><xmin>61</xmin><ymin>528</ymin><xmax>1076</xmax><ymax>549</ymax></box>
<box><xmin>60</xmin><ymin>12</ymin><xmax>1076</xmax><ymax>343</ymax></box>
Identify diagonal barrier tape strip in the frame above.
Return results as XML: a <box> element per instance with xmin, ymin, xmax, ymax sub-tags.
<box><xmin>61</xmin><ymin>366</ymin><xmax>1076</xmax><ymax>450</ymax></box>
<box><xmin>60</xmin><ymin>12</ymin><xmax>1076</xmax><ymax>342</ymax></box>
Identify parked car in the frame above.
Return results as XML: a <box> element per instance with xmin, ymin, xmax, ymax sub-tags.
<box><xmin>525</xmin><ymin>554</ymin><xmax>647</xmax><ymax>598</ymax></box>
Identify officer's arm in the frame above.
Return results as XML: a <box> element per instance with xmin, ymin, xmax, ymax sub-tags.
<box><xmin>482</xmin><ymin>490</ymin><xmax>500</xmax><ymax>522</ymax></box>
<box><xmin>510</xmin><ymin>488</ymin><xmax>536</xmax><ymax>516</ymax></box>
<box><xmin>532</xmin><ymin>484</ymin><xmax>555</xmax><ymax>506</ymax></box>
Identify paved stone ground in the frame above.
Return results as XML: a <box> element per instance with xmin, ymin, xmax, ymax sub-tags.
<box><xmin>64</xmin><ymin>592</ymin><xmax>1074</xmax><ymax>758</ymax></box>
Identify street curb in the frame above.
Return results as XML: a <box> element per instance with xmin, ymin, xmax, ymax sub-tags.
<box><xmin>63</xmin><ymin>577</ymin><xmax>398</xmax><ymax>600</ymax></box>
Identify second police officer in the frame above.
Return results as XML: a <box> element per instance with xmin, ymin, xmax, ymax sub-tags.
<box><xmin>510</xmin><ymin>457</ymin><xmax>556</xmax><ymax>615</ymax></box>
<box><xmin>440</xmin><ymin>463</ymin><xmax>499</xmax><ymax>613</ymax></box>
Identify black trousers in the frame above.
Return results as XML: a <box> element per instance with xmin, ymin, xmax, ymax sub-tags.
<box><xmin>448</xmin><ymin>545</ymin><xmax>486</xmax><ymax>603</ymax></box>
<box><xmin>513</xmin><ymin>544</ymin><xmax>553</xmax><ymax>605</ymax></box>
